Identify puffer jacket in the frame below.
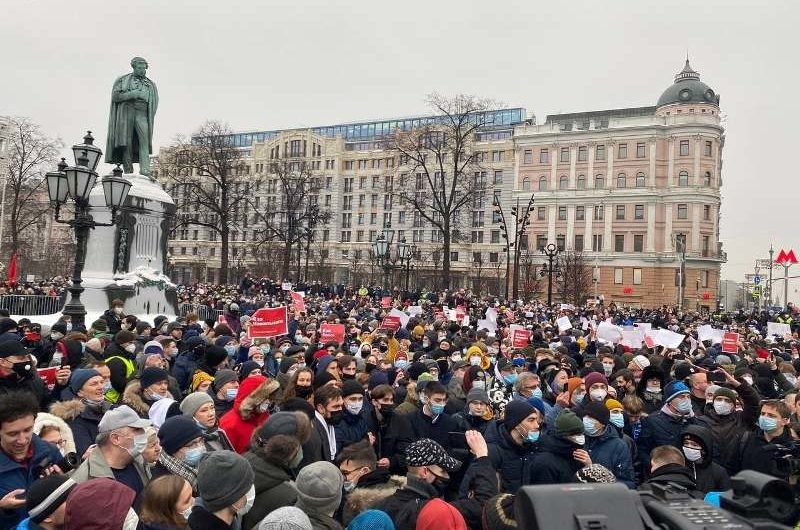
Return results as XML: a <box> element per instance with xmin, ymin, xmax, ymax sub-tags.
<box><xmin>122</xmin><ymin>379</ymin><xmax>174</xmax><ymax>419</ymax></box>
<box><xmin>49</xmin><ymin>399</ymin><xmax>109</xmax><ymax>457</ymax></box>
<box><xmin>33</xmin><ymin>411</ymin><xmax>76</xmax><ymax>454</ymax></box>
<box><xmin>334</xmin><ymin>408</ymin><xmax>368</xmax><ymax>453</ymax></box>
<box><xmin>242</xmin><ymin>451</ymin><xmax>297</xmax><ymax>530</ymax></box>
<box><xmin>585</xmin><ymin>425</ymin><xmax>636</xmax><ymax>488</ymax></box>
<box><xmin>219</xmin><ymin>375</ymin><xmax>278</xmax><ymax>453</ymax></box>
<box><xmin>485</xmin><ymin>420</ymin><xmax>538</xmax><ymax>493</ymax></box>
<box><xmin>682</xmin><ymin>424</ymin><xmax>731</xmax><ymax>493</ymax></box>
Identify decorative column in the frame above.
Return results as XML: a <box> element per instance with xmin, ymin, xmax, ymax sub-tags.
<box><xmin>693</xmin><ymin>134</ymin><xmax>702</xmax><ymax>186</ymax></box>
<box><xmin>646</xmin><ymin>202</ymin><xmax>656</xmax><ymax>252</ymax></box>
<box><xmin>605</xmin><ymin>140</ymin><xmax>615</xmax><ymax>188</ymax></box>
<box><xmin>648</xmin><ymin>136</ymin><xmax>657</xmax><ymax>187</ymax></box>
<box><xmin>569</xmin><ymin>143</ymin><xmax>577</xmax><ymax>188</ymax></box>
<box><xmin>691</xmin><ymin>203</ymin><xmax>700</xmax><ymax>253</ymax></box>
<box><xmin>550</xmin><ymin>143</ymin><xmax>558</xmax><ymax>190</ymax></box>
<box><xmin>547</xmin><ymin>204</ymin><xmax>556</xmax><ymax>244</ymax></box>
<box><xmin>664</xmin><ymin>203</ymin><xmax>674</xmax><ymax>251</ymax></box>
<box><xmin>566</xmin><ymin>205</ymin><xmax>575</xmax><ymax>250</ymax></box>
<box><xmin>587</xmin><ymin>142</ymin><xmax>595</xmax><ymax>188</ymax></box>
<box><xmin>603</xmin><ymin>202</ymin><xmax>613</xmax><ymax>252</ymax></box>
<box><xmin>666</xmin><ymin>136</ymin><xmax>675</xmax><ymax>188</ymax></box>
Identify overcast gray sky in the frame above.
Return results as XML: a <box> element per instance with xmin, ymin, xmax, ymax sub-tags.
<box><xmin>2</xmin><ymin>0</ymin><xmax>798</xmax><ymax>302</ymax></box>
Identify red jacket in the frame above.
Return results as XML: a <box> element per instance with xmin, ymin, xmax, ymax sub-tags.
<box><xmin>219</xmin><ymin>375</ymin><xmax>273</xmax><ymax>453</ymax></box>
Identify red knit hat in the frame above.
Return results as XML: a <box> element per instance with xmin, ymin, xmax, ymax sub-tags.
<box><xmin>417</xmin><ymin>498</ymin><xmax>467</xmax><ymax>530</ymax></box>
<box><xmin>584</xmin><ymin>371</ymin><xmax>608</xmax><ymax>390</ymax></box>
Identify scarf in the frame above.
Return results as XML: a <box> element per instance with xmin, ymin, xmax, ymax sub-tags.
<box><xmin>157</xmin><ymin>452</ymin><xmax>198</xmax><ymax>491</ymax></box>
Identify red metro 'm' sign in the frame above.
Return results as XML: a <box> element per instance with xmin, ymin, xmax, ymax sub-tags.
<box><xmin>776</xmin><ymin>249</ymin><xmax>798</xmax><ymax>265</ymax></box>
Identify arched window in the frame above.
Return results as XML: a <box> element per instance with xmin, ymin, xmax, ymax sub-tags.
<box><xmin>577</xmin><ymin>175</ymin><xmax>586</xmax><ymax>189</ymax></box>
<box><xmin>703</xmin><ymin>171</ymin><xmax>712</xmax><ymax>187</ymax></box>
<box><xmin>522</xmin><ymin>177</ymin><xmax>531</xmax><ymax>191</ymax></box>
<box><xmin>617</xmin><ymin>173</ymin><xmax>626</xmax><ymax>188</ymax></box>
<box><xmin>595</xmin><ymin>174</ymin><xmax>605</xmax><ymax>188</ymax></box>
<box><xmin>636</xmin><ymin>172</ymin><xmax>646</xmax><ymax>188</ymax></box>
<box><xmin>538</xmin><ymin>176</ymin><xmax>548</xmax><ymax>191</ymax></box>
<box><xmin>678</xmin><ymin>171</ymin><xmax>689</xmax><ymax>187</ymax></box>
<box><xmin>559</xmin><ymin>175</ymin><xmax>568</xmax><ymax>189</ymax></box>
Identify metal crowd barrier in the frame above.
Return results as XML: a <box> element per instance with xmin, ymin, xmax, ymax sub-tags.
<box><xmin>0</xmin><ymin>295</ymin><xmax>66</xmax><ymax>316</ymax></box>
<box><xmin>177</xmin><ymin>303</ymin><xmax>224</xmax><ymax>322</ymax></box>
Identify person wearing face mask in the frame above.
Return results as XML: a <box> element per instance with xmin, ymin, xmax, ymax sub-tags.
<box><xmin>0</xmin><ymin>340</ymin><xmax>59</xmax><ymax>410</ymax></box>
<box><xmin>738</xmin><ymin>399</ymin><xmax>794</xmax><ymax>480</ymax></box>
<box><xmin>190</xmin><ymin>450</ymin><xmax>255</xmax><ymax>530</ymax></box>
<box><xmin>464</xmin><ymin>345</ymin><xmax>487</xmax><ymax>371</ymax></box>
<box><xmin>293</xmin><ymin>461</ymin><xmax>344</xmax><ymax>530</ymax></box>
<box><xmin>365</xmin><ymin>385</ymin><xmax>400</xmax><ymax>473</ymax></box>
<box><xmin>334</xmin><ymin>381</ymin><xmax>368</xmax><ymax>454</ymax></box>
<box><xmin>695</xmin><ymin>371</ymin><xmax>759</xmax><ymax>475</ymax></box>
<box><xmin>152</xmin><ymin>416</ymin><xmax>206</xmax><ymax>494</ymax></box>
<box><xmin>679</xmin><ymin>425</ymin><xmax>731</xmax><ymax>494</ymax></box>
<box><xmin>488</xmin><ymin>359</ymin><xmax>517</xmax><ymax>416</ymax></box>
<box><xmin>101</xmin><ymin>299</ymin><xmax>126</xmax><ymax>335</ymax></box>
<box><xmin>580</xmin><ymin>372</ymin><xmax>610</xmax><ymax>407</ymax></box>
<box><xmin>40</xmin><ymin>322</ymin><xmax>68</xmax><ymax>368</ymax></box>
<box><xmin>241</xmin><ymin>412</ymin><xmax>311</xmax><ymax>530</ymax></box>
<box><xmin>634</xmin><ymin>365</ymin><xmax>666</xmax><ymax>414</ymax></box>
<box><xmin>636</xmin><ymin>380</ymin><xmax>698</xmax><ymax>473</ymax></box>
<box><xmin>103</xmin><ymin>330</ymin><xmax>140</xmax><ymax>405</ymax></box>
<box><xmin>376</xmin><ymin>434</ymin><xmax>496</xmax><ymax>530</ymax></box>
<box><xmin>638</xmin><ymin>445</ymin><xmax>702</xmax><ymax>498</ymax></box>
<box><xmin>180</xmin><ymin>392</ymin><xmax>234</xmax><ymax>452</ymax></box>
<box><xmin>72</xmin><ymin>405</ymin><xmax>151</xmax><ymax>507</ymax></box>
<box><xmin>453</xmin><ymin>388</ymin><xmax>493</xmax><ymax>434</ymax></box>
<box><xmin>140</xmin><ymin>475</ymin><xmax>194</xmax><ymax>530</ymax></box>
<box><xmin>337</xmin><ymin>440</ymin><xmax>402</xmax><ymax>526</ymax></box>
<box><xmin>50</xmin><ymin>369</ymin><xmax>111</xmax><ymax>457</ymax></box>
<box><xmin>484</xmin><ymin>399</ymin><xmax>542</xmax><ymax>493</ymax></box>
<box><xmin>122</xmin><ymin>367</ymin><xmax>174</xmax><ymax>419</ymax></box>
<box><xmin>529</xmin><ymin>409</ymin><xmax>590</xmax><ymax>485</ymax></box>
<box><xmin>63</xmin><ymin>477</ymin><xmax>139</xmax><ymax>530</ymax></box>
<box><xmin>208</xmin><ymin>370</ymin><xmax>239</xmax><ymax>418</ymax></box>
<box><xmin>219</xmin><ymin>376</ymin><xmax>280</xmax><ymax>454</ymax></box>
<box><xmin>580</xmin><ymin>402</ymin><xmax>635</xmax><ymax>488</ymax></box>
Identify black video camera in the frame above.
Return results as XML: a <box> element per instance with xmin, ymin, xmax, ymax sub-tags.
<box><xmin>770</xmin><ymin>441</ymin><xmax>800</xmax><ymax>476</ymax></box>
<box><xmin>32</xmin><ymin>452</ymin><xmax>79</xmax><ymax>478</ymax></box>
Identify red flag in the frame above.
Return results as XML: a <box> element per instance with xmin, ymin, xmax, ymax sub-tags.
<box><xmin>6</xmin><ymin>253</ymin><xmax>18</xmax><ymax>284</ymax></box>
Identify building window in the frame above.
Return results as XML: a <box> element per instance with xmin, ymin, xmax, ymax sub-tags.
<box><xmin>614</xmin><ymin>268</ymin><xmax>623</xmax><ymax>284</ymax></box>
<box><xmin>450</xmin><ymin>251</ymin><xmax>459</xmax><ymax>262</ymax></box>
<box><xmin>536</xmin><ymin>235</ymin><xmax>547</xmax><ymax>251</ymax></box>
<box><xmin>702</xmin><ymin>235</ymin><xmax>710</xmax><ymax>257</ymax></box>
<box><xmin>634</xmin><ymin>204</ymin><xmax>644</xmax><ymax>220</ymax></box>
<box><xmin>678</xmin><ymin>171</ymin><xmax>689</xmax><ymax>187</ymax></box>
<box><xmin>704</xmin><ymin>141</ymin><xmax>712</xmax><ymax>157</ymax></box>
<box><xmin>537</xmin><ymin>207</ymin><xmax>546</xmax><ymax>221</ymax></box>
<box><xmin>614</xmin><ymin>234</ymin><xmax>625</xmax><ymax>252</ymax></box>
<box><xmin>677</xmin><ymin>204</ymin><xmax>688</xmax><ymax>219</ymax></box>
<box><xmin>491</xmin><ymin>230</ymin><xmax>500</xmax><ymax>244</ymax></box>
<box><xmin>489</xmin><ymin>252</ymin><xmax>499</xmax><ymax>263</ymax></box>
<box><xmin>636</xmin><ymin>172</ymin><xmax>646</xmax><ymax>188</ymax></box>
<box><xmin>560</xmin><ymin>147</ymin><xmax>569</xmax><ymax>162</ymax></box>
<box><xmin>577</xmin><ymin>175</ymin><xmax>586</xmax><ymax>189</ymax></box>
<box><xmin>593</xmin><ymin>205</ymin><xmax>604</xmax><ymax>220</ymax></box>
<box><xmin>615</xmin><ymin>205</ymin><xmax>625</xmax><ymax>220</ymax></box>
<box><xmin>556</xmin><ymin>234</ymin><xmax>565</xmax><ymax>251</ymax></box>
<box><xmin>633</xmin><ymin>234</ymin><xmax>644</xmax><ymax>252</ymax></box>
<box><xmin>617</xmin><ymin>173</ymin><xmax>626</xmax><ymax>188</ymax></box>
<box><xmin>595</xmin><ymin>175</ymin><xmax>604</xmax><ymax>188</ymax></box>
<box><xmin>574</xmin><ymin>234</ymin><xmax>584</xmax><ymax>251</ymax></box>
<box><xmin>595</xmin><ymin>145</ymin><xmax>606</xmax><ymax>161</ymax></box>
<box><xmin>618</xmin><ymin>143</ymin><xmax>627</xmax><ymax>159</ymax></box>
<box><xmin>633</xmin><ymin>268</ymin><xmax>642</xmax><ymax>285</ymax></box>
<box><xmin>680</xmin><ymin>140</ymin><xmax>689</xmax><ymax>156</ymax></box>
<box><xmin>703</xmin><ymin>205</ymin><xmax>711</xmax><ymax>220</ymax></box>
<box><xmin>701</xmin><ymin>270</ymin><xmax>709</xmax><ymax>288</ymax></box>
<box><xmin>538</xmin><ymin>176</ymin><xmax>548</xmax><ymax>191</ymax></box>
<box><xmin>472</xmin><ymin>252</ymin><xmax>482</xmax><ymax>263</ymax></box>
<box><xmin>522</xmin><ymin>177</ymin><xmax>531</xmax><ymax>190</ymax></box>
<box><xmin>494</xmin><ymin>170</ymin><xmax>504</xmax><ymax>184</ymax></box>
<box><xmin>703</xmin><ymin>171</ymin><xmax>712</xmax><ymax>187</ymax></box>
<box><xmin>471</xmin><ymin>231</ymin><xmax>484</xmax><ymax>243</ymax></box>
<box><xmin>576</xmin><ymin>206</ymin><xmax>585</xmax><ymax>220</ymax></box>
<box><xmin>492</xmin><ymin>150</ymin><xmax>504</xmax><ymax>162</ymax></box>
<box><xmin>636</xmin><ymin>142</ymin><xmax>646</xmax><ymax>158</ymax></box>
<box><xmin>592</xmin><ymin>234</ymin><xmax>603</xmax><ymax>252</ymax></box>
<box><xmin>578</xmin><ymin>146</ymin><xmax>588</xmax><ymax>161</ymax></box>
<box><xmin>559</xmin><ymin>175</ymin><xmax>568</xmax><ymax>189</ymax></box>
<box><xmin>539</xmin><ymin>148</ymin><xmax>549</xmax><ymax>164</ymax></box>
<box><xmin>523</xmin><ymin>150</ymin><xmax>533</xmax><ymax>164</ymax></box>
<box><xmin>558</xmin><ymin>206</ymin><xmax>567</xmax><ymax>220</ymax></box>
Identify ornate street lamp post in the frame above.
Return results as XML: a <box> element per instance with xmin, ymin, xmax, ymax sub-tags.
<box><xmin>539</xmin><ymin>242</ymin><xmax>561</xmax><ymax>307</ymax></box>
<box><xmin>45</xmin><ymin>132</ymin><xmax>132</xmax><ymax>326</ymax></box>
<box><xmin>397</xmin><ymin>238</ymin><xmax>415</xmax><ymax>292</ymax></box>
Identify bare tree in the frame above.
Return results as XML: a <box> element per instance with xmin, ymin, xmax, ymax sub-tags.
<box><xmin>158</xmin><ymin>120</ymin><xmax>257</xmax><ymax>284</ymax></box>
<box><xmin>390</xmin><ymin>94</ymin><xmax>497</xmax><ymax>290</ymax></box>
<box><xmin>2</xmin><ymin>117</ymin><xmax>62</xmax><ymax>264</ymax></box>
<box><xmin>250</xmin><ymin>159</ymin><xmax>331</xmax><ymax>281</ymax></box>
<box><xmin>556</xmin><ymin>251</ymin><xmax>593</xmax><ymax>305</ymax></box>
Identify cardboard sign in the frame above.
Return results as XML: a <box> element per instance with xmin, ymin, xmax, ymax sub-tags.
<box><xmin>381</xmin><ymin>315</ymin><xmax>401</xmax><ymax>331</ymax></box>
<box><xmin>512</xmin><ymin>328</ymin><xmax>530</xmax><ymax>349</ymax></box>
<box><xmin>290</xmin><ymin>291</ymin><xmax>306</xmax><ymax>313</ymax></box>
<box><xmin>767</xmin><ymin>322</ymin><xmax>791</xmax><ymax>338</ymax></box>
<box><xmin>556</xmin><ymin>316</ymin><xmax>572</xmax><ymax>332</ymax></box>
<box><xmin>644</xmin><ymin>333</ymin><xmax>656</xmax><ymax>349</ymax></box>
<box><xmin>381</xmin><ymin>296</ymin><xmax>392</xmax><ymax>309</ymax></box>
<box><xmin>697</xmin><ymin>325</ymin><xmax>716</xmax><ymax>343</ymax></box>
<box><xmin>722</xmin><ymin>332</ymin><xmax>739</xmax><ymax>354</ymax></box>
<box><xmin>456</xmin><ymin>306</ymin><xmax>466</xmax><ymax>322</ymax></box>
<box><xmin>320</xmin><ymin>323</ymin><xmax>345</xmax><ymax>345</ymax></box>
<box><xmin>37</xmin><ymin>367</ymin><xmax>57</xmax><ymax>391</ymax></box>
<box><xmin>248</xmin><ymin>307</ymin><xmax>288</xmax><ymax>339</ymax></box>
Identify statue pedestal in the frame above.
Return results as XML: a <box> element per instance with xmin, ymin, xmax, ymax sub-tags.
<box><xmin>78</xmin><ymin>173</ymin><xmax>179</xmax><ymax>317</ymax></box>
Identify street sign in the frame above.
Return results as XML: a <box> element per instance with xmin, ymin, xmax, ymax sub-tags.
<box><xmin>776</xmin><ymin>249</ymin><xmax>798</xmax><ymax>265</ymax></box>
<box><xmin>756</xmin><ymin>259</ymin><xmax>774</xmax><ymax>268</ymax></box>
<box><xmin>753</xmin><ymin>275</ymin><xmax>761</xmax><ymax>285</ymax></box>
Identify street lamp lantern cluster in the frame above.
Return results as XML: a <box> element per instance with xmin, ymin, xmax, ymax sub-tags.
<box><xmin>494</xmin><ymin>193</ymin><xmax>535</xmax><ymax>300</ymax></box>
<box><xmin>371</xmin><ymin>223</ymin><xmax>415</xmax><ymax>291</ymax></box>
<box><xmin>44</xmin><ymin>131</ymin><xmax>132</xmax><ymax>326</ymax></box>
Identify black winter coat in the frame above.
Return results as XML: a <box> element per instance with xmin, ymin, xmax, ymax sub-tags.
<box><xmin>394</xmin><ymin>409</ymin><xmax>466</xmax><ymax>468</ymax></box>
<box><xmin>637</xmin><ymin>409</ymin><xmax>697</xmax><ymax>469</ymax></box>
<box><xmin>682</xmin><ymin>424</ymin><xmax>731</xmax><ymax>493</ymax></box>
<box><xmin>528</xmin><ymin>434</ymin><xmax>584</xmax><ymax>485</ymax></box>
<box><xmin>638</xmin><ymin>463</ymin><xmax>703</xmax><ymax>498</ymax></box>
<box><xmin>334</xmin><ymin>409</ymin><xmax>368</xmax><ymax>453</ymax></box>
<box><xmin>485</xmin><ymin>420</ymin><xmax>538</xmax><ymax>493</ymax></box>
<box><xmin>242</xmin><ymin>451</ymin><xmax>297</xmax><ymax>530</ymax></box>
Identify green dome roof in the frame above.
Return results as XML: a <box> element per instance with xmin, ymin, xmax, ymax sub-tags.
<box><xmin>657</xmin><ymin>60</ymin><xmax>720</xmax><ymax>107</ymax></box>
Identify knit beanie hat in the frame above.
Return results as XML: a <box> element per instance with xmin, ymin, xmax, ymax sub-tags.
<box><xmin>417</xmin><ymin>498</ymin><xmax>467</xmax><ymax>530</ymax></box>
<box><xmin>158</xmin><ymin>415</ymin><xmax>203</xmax><ymax>455</ymax></box>
<box><xmin>566</xmin><ymin>377</ymin><xmax>583</xmax><ymax>400</ymax></box>
<box><xmin>295</xmin><ymin>461</ymin><xmax>344</xmax><ymax>516</ymax></box>
<box><xmin>68</xmin><ymin>368</ymin><xmax>100</xmax><ymax>395</ymax></box>
<box><xmin>255</xmin><ymin>412</ymin><xmax>304</xmax><ymax>445</ymax></box>
<box><xmin>91</xmin><ymin>319</ymin><xmax>108</xmax><ymax>333</ymax></box>
<box><xmin>713</xmin><ymin>386</ymin><xmax>738</xmax><ymax>402</ymax></box>
<box><xmin>191</xmin><ymin>371</ymin><xmax>215</xmax><ymax>392</ymax></box>
<box><xmin>582</xmin><ymin>401</ymin><xmax>610</xmax><ymax>426</ymax></box>
<box><xmin>143</xmin><ymin>341</ymin><xmax>164</xmax><ymax>355</ymax></box>
<box><xmin>27</xmin><ymin>475</ymin><xmax>76</xmax><ymax>523</ymax></box>
<box><xmin>605</xmin><ymin>398</ymin><xmax>623</xmax><ymax>411</ymax></box>
<box><xmin>527</xmin><ymin>397</ymin><xmax>546</xmax><ymax>418</ymax></box>
<box><xmin>280</xmin><ymin>357</ymin><xmax>298</xmax><ymax>374</ymax></box>
<box><xmin>583</xmin><ymin>371</ymin><xmax>608</xmax><ymax>390</ymax></box>
<box><xmin>259</xmin><ymin>506</ymin><xmax>313</xmax><ymax>530</ymax></box>
<box><xmin>663</xmin><ymin>380</ymin><xmax>690</xmax><ymax>403</ymax></box>
<box><xmin>503</xmin><ymin>400</ymin><xmax>536</xmax><ymax>430</ymax></box>
<box><xmin>554</xmin><ymin>409</ymin><xmax>584</xmax><ymax>437</ymax></box>
<box><xmin>314</xmin><ymin>371</ymin><xmax>337</xmax><ymax>389</ymax></box>
<box><xmin>197</xmin><ymin>451</ymin><xmax>254</xmax><ymax>512</ymax></box>
<box><xmin>212</xmin><ymin>369</ymin><xmax>238</xmax><ymax>391</ymax></box>
<box><xmin>204</xmin><ymin>345</ymin><xmax>229</xmax><ymax>368</ymax></box>
<box><xmin>140</xmin><ymin>367</ymin><xmax>169</xmax><ymax>389</ymax></box>
<box><xmin>346</xmin><ymin>509</ymin><xmax>395</xmax><ymax>530</ymax></box>
<box><xmin>466</xmin><ymin>387</ymin><xmax>490</xmax><ymax>404</ymax></box>
<box><xmin>180</xmin><ymin>391</ymin><xmax>214</xmax><ymax>418</ymax></box>
<box><xmin>575</xmin><ymin>463</ymin><xmax>617</xmax><ymax>483</ymax></box>
<box><xmin>481</xmin><ymin>493</ymin><xmax>516</xmax><ymax>530</ymax></box>
<box><xmin>341</xmin><ymin>379</ymin><xmax>364</xmax><ymax>398</ymax></box>
<box><xmin>632</xmin><ymin>355</ymin><xmax>650</xmax><ymax>370</ymax></box>
<box><xmin>114</xmin><ymin>329</ymin><xmax>135</xmax><ymax>345</ymax></box>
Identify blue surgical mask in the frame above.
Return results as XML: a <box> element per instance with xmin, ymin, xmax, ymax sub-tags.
<box><xmin>430</xmin><ymin>403</ymin><xmax>445</xmax><ymax>416</ymax></box>
<box><xmin>102</xmin><ymin>381</ymin><xmax>112</xmax><ymax>393</ymax></box>
<box><xmin>609</xmin><ymin>412</ymin><xmax>625</xmax><ymax>428</ymax></box>
<box><xmin>530</xmin><ymin>387</ymin><xmax>543</xmax><ymax>400</ymax></box>
<box><xmin>224</xmin><ymin>345</ymin><xmax>237</xmax><ymax>357</ymax></box>
<box><xmin>504</xmin><ymin>373</ymin><xmax>518</xmax><ymax>385</ymax></box>
<box><xmin>349</xmin><ymin>345</ymin><xmax>359</xmax><ymax>354</ymax></box>
<box><xmin>260</xmin><ymin>345</ymin><xmax>271</xmax><ymax>354</ymax></box>
<box><xmin>673</xmin><ymin>398</ymin><xmax>692</xmax><ymax>414</ymax></box>
<box><xmin>395</xmin><ymin>360</ymin><xmax>409</xmax><ymax>370</ymax></box>
<box><xmin>583</xmin><ymin>416</ymin><xmax>603</xmax><ymax>437</ymax></box>
<box><xmin>225</xmin><ymin>388</ymin><xmax>238</xmax><ymax>401</ymax></box>
<box><xmin>759</xmin><ymin>415</ymin><xmax>778</xmax><ymax>432</ymax></box>
<box><xmin>512</xmin><ymin>358</ymin><xmax>526</xmax><ymax>367</ymax></box>
<box><xmin>526</xmin><ymin>430</ymin><xmax>540</xmax><ymax>443</ymax></box>
<box><xmin>184</xmin><ymin>445</ymin><xmax>206</xmax><ymax>467</ymax></box>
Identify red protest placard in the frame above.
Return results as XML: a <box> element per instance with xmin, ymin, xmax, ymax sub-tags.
<box><xmin>512</xmin><ymin>329</ymin><xmax>530</xmax><ymax>349</ymax></box>
<box><xmin>456</xmin><ymin>306</ymin><xmax>466</xmax><ymax>322</ymax></box>
<box><xmin>37</xmin><ymin>367</ymin><xmax>57</xmax><ymax>391</ymax></box>
<box><xmin>721</xmin><ymin>332</ymin><xmax>739</xmax><ymax>354</ymax></box>
<box><xmin>381</xmin><ymin>296</ymin><xmax>392</xmax><ymax>309</ymax></box>
<box><xmin>248</xmin><ymin>307</ymin><xmax>289</xmax><ymax>339</ymax></box>
<box><xmin>290</xmin><ymin>291</ymin><xmax>306</xmax><ymax>313</ymax></box>
<box><xmin>381</xmin><ymin>316</ymin><xmax>401</xmax><ymax>331</ymax></box>
<box><xmin>320</xmin><ymin>323</ymin><xmax>345</xmax><ymax>345</ymax></box>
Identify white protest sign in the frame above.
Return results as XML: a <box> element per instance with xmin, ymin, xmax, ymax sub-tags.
<box><xmin>407</xmin><ymin>306</ymin><xmax>423</xmax><ymax>316</ymax></box>
<box><xmin>580</xmin><ymin>317</ymin><xmax>589</xmax><ymax>330</ymax></box>
<box><xmin>477</xmin><ymin>319</ymin><xmax>497</xmax><ymax>332</ymax></box>
<box><xmin>462</xmin><ymin>315</ymin><xmax>470</xmax><ymax>327</ymax></box>
<box><xmin>656</xmin><ymin>329</ymin><xmax>685</xmax><ymax>349</ymax></box>
<box><xmin>621</xmin><ymin>329</ymin><xmax>643</xmax><ymax>349</ymax></box>
<box><xmin>447</xmin><ymin>309</ymin><xmax>458</xmax><ymax>322</ymax></box>
<box><xmin>597</xmin><ymin>321</ymin><xmax>623</xmax><ymax>343</ymax></box>
<box><xmin>635</xmin><ymin>322</ymin><xmax>652</xmax><ymax>334</ymax></box>
<box><xmin>485</xmin><ymin>307</ymin><xmax>498</xmax><ymax>323</ymax></box>
<box><xmin>711</xmin><ymin>329</ymin><xmax>725</xmax><ymax>344</ymax></box>
<box><xmin>556</xmin><ymin>316</ymin><xmax>573</xmax><ymax>332</ymax></box>
<box><xmin>389</xmin><ymin>308</ymin><xmax>410</xmax><ymax>327</ymax></box>
<box><xmin>767</xmin><ymin>322</ymin><xmax>791</xmax><ymax>337</ymax></box>
<box><xmin>697</xmin><ymin>325</ymin><xmax>716</xmax><ymax>343</ymax></box>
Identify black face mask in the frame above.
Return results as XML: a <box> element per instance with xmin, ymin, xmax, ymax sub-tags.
<box><xmin>11</xmin><ymin>360</ymin><xmax>33</xmax><ymax>379</ymax></box>
<box><xmin>295</xmin><ymin>385</ymin><xmax>313</xmax><ymax>398</ymax></box>
<box><xmin>326</xmin><ymin>410</ymin><xmax>344</xmax><ymax>426</ymax></box>
<box><xmin>379</xmin><ymin>403</ymin><xmax>395</xmax><ymax>418</ymax></box>
<box><xmin>432</xmin><ymin>475</ymin><xmax>449</xmax><ymax>497</ymax></box>
<box><xmin>342</xmin><ymin>373</ymin><xmax>356</xmax><ymax>380</ymax></box>
<box><xmin>365</xmin><ymin>363</ymin><xmax>377</xmax><ymax>374</ymax></box>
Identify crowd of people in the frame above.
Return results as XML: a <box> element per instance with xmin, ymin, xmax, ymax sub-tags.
<box><xmin>0</xmin><ymin>284</ymin><xmax>798</xmax><ymax>530</ymax></box>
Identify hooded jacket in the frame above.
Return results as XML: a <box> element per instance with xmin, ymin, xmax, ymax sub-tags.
<box><xmin>635</xmin><ymin>366</ymin><xmax>665</xmax><ymax>414</ymax></box>
<box><xmin>681</xmin><ymin>424</ymin><xmax>731</xmax><ymax>493</ymax></box>
<box><xmin>219</xmin><ymin>375</ymin><xmax>278</xmax><ymax>453</ymax></box>
<box><xmin>241</xmin><ymin>450</ymin><xmax>297</xmax><ymax>530</ymax></box>
<box><xmin>527</xmin><ymin>434</ymin><xmax>584</xmax><ymax>485</ymax></box>
<box><xmin>637</xmin><ymin>407</ymin><xmax>698</xmax><ymax>468</ymax></box>
<box><xmin>638</xmin><ymin>463</ymin><xmax>703</xmax><ymax>498</ymax></box>
<box><xmin>122</xmin><ymin>379</ymin><xmax>174</xmax><ymax>419</ymax></box>
<box><xmin>33</xmin><ymin>410</ymin><xmax>76</xmax><ymax>454</ymax></box>
<box><xmin>334</xmin><ymin>407</ymin><xmax>368</xmax><ymax>454</ymax></box>
<box><xmin>484</xmin><ymin>420</ymin><xmax>538</xmax><ymax>493</ymax></box>
<box><xmin>585</xmin><ymin>425</ymin><xmax>636</xmax><ymax>488</ymax></box>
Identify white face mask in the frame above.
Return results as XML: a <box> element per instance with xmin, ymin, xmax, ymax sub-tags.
<box><xmin>569</xmin><ymin>434</ymin><xmax>586</xmax><ymax>446</ymax></box>
<box><xmin>236</xmin><ymin>485</ymin><xmax>256</xmax><ymax>515</ymax></box>
<box><xmin>124</xmin><ymin>343</ymin><xmax>136</xmax><ymax>354</ymax></box>
<box><xmin>742</xmin><ymin>375</ymin><xmax>754</xmax><ymax>386</ymax></box>
<box><xmin>589</xmin><ymin>388</ymin><xmax>607</xmax><ymax>402</ymax></box>
<box><xmin>713</xmin><ymin>400</ymin><xmax>733</xmax><ymax>416</ymax></box>
<box><xmin>682</xmin><ymin>446</ymin><xmax>702</xmax><ymax>462</ymax></box>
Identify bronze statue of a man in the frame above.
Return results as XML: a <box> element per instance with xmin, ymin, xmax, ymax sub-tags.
<box><xmin>106</xmin><ymin>57</ymin><xmax>159</xmax><ymax>177</ymax></box>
